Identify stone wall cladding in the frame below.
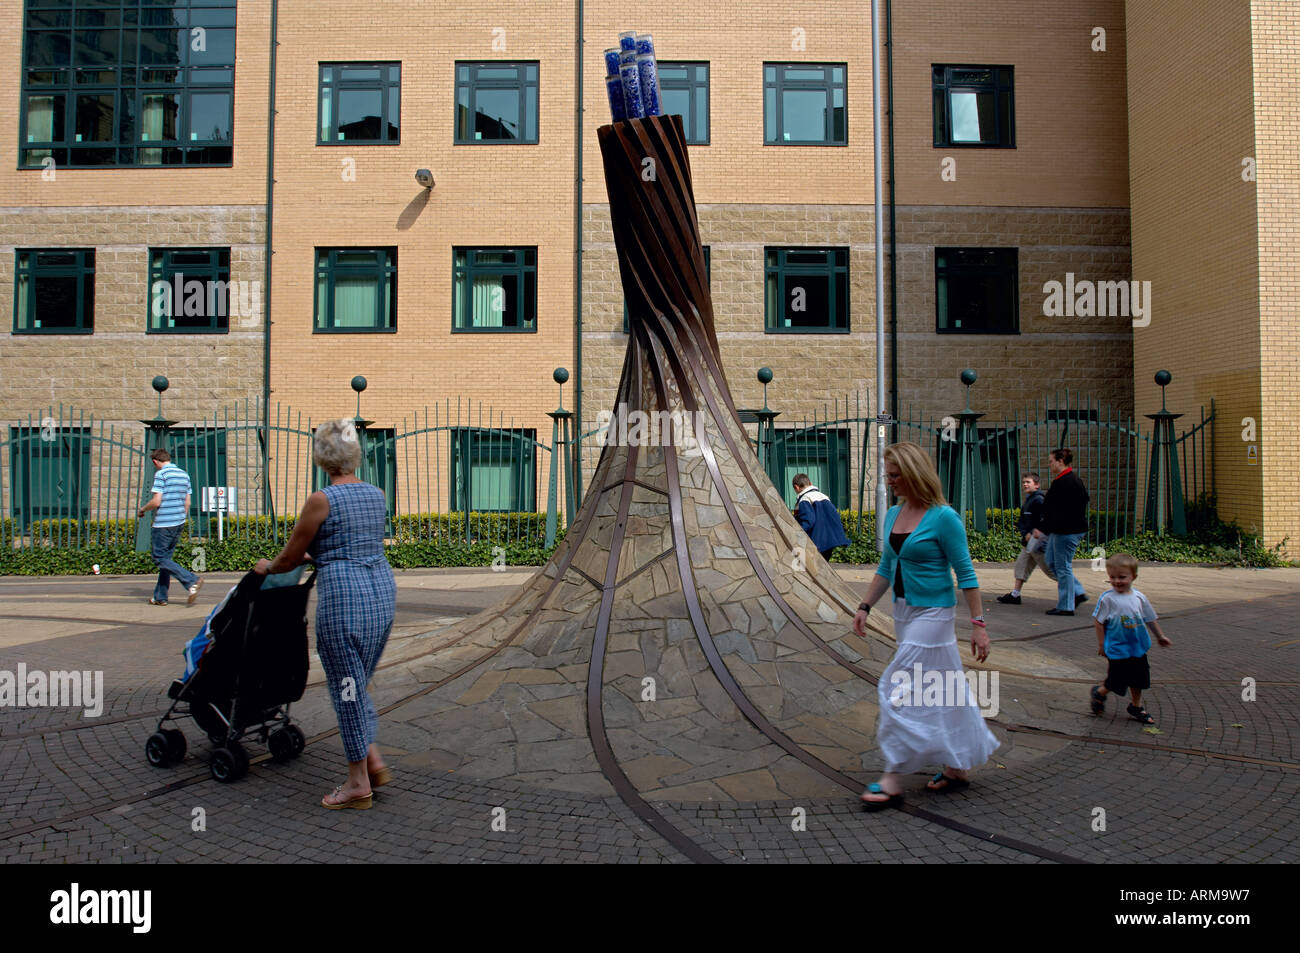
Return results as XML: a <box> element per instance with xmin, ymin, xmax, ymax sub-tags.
<box><xmin>583</xmin><ymin>204</ymin><xmax>1133</xmax><ymax>438</ymax></box>
<box><xmin>1</xmin><ymin>206</ymin><xmax>266</xmax><ymax>431</ymax></box>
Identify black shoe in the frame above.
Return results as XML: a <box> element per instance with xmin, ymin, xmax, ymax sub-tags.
<box><xmin>1045</xmin><ymin>608</ymin><xmax>1075</xmax><ymax>616</ymax></box>
<box><xmin>1075</xmin><ymin>593</ymin><xmax>1088</xmax><ymax>607</ymax></box>
<box><xmin>997</xmin><ymin>593</ymin><xmax>1022</xmax><ymax>605</ymax></box>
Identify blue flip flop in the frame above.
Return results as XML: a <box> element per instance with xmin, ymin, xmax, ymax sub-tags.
<box><xmin>860</xmin><ymin>782</ymin><xmax>904</xmax><ymax>812</ymax></box>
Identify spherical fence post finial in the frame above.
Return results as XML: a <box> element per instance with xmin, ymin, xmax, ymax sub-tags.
<box><xmin>960</xmin><ymin>368</ymin><xmax>977</xmax><ymax>412</ymax></box>
<box><xmin>553</xmin><ymin>367</ymin><xmax>569</xmax><ymax>413</ymax></box>
<box><xmin>1155</xmin><ymin>369</ymin><xmax>1172</xmax><ymax>413</ymax></box>
<box><xmin>351</xmin><ymin>375</ymin><xmax>367</xmax><ymax>419</ymax></box>
<box><xmin>150</xmin><ymin>375</ymin><xmax>169</xmax><ymax>418</ymax></box>
<box><xmin>757</xmin><ymin>366</ymin><xmax>774</xmax><ymax>412</ymax></box>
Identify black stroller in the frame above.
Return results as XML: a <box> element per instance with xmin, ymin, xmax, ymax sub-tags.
<box><xmin>145</xmin><ymin>567</ymin><xmax>315</xmax><ymax>782</ymax></box>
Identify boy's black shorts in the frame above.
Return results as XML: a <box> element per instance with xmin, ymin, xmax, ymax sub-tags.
<box><xmin>1105</xmin><ymin>654</ymin><xmax>1151</xmax><ymax>695</ymax></box>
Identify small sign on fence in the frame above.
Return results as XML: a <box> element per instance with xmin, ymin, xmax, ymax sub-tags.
<box><xmin>201</xmin><ymin>486</ymin><xmax>237</xmax><ymax>541</ymax></box>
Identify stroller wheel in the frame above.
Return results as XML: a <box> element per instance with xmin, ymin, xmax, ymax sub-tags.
<box><xmin>268</xmin><ymin>729</ymin><xmax>295</xmax><ymax>763</ymax></box>
<box><xmin>145</xmin><ymin>732</ymin><xmax>171</xmax><ymax>768</ymax></box>
<box><xmin>286</xmin><ymin>725</ymin><xmax>306</xmax><ymax>757</ymax></box>
<box><xmin>162</xmin><ymin>729</ymin><xmax>187</xmax><ymax>762</ymax></box>
<box><xmin>210</xmin><ymin>741</ymin><xmax>250</xmax><ymax>783</ymax></box>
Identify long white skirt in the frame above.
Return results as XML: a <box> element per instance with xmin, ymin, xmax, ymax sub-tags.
<box><xmin>876</xmin><ymin>598</ymin><xmax>1000</xmax><ymax>774</ymax></box>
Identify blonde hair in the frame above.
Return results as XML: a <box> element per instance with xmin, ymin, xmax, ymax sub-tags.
<box><xmin>884</xmin><ymin>441</ymin><xmax>946</xmax><ymax>508</ymax></box>
<box><xmin>1105</xmin><ymin>552</ymin><xmax>1138</xmax><ymax>576</ymax></box>
<box><xmin>313</xmin><ymin>418</ymin><xmax>362</xmax><ymax>475</ymax></box>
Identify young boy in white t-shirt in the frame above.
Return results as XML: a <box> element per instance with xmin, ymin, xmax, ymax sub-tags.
<box><xmin>1089</xmin><ymin>553</ymin><xmax>1172</xmax><ymax>725</ymax></box>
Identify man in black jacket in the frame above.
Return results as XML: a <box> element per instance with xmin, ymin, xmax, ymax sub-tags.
<box><xmin>997</xmin><ymin>472</ymin><xmax>1057</xmax><ymax>604</ymax></box>
<box><xmin>1042</xmin><ymin>448</ymin><xmax>1089</xmax><ymax>616</ymax></box>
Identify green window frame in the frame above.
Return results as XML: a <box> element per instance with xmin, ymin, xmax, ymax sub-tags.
<box><xmin>932</xmin><ymin>65</ymin><xmax>1015</xmax><ymax>148</ymax></box>
<box><xmin>658</xmin><ymin>61</ymin><xmax>709</xmax><ymax>144</ymax></box>
<box><xmin>453</xmin><ymin>247</ymin><xmax>537</xmax><ymax>333</ymax></box>
<box><xmin>935</xmin><ymin>247</ymin><xmax>1019</xmax><ymax>334</ymax></box>
<box><xmin>8</xmin><ymin>426</ymin><xmax>91</xmax><ymax>530</ymax></box>
<box><xmin>14</xmin><ymin>248</ymin><xmax>95</xmax><ymax>334</ymax></box>
<box><xmin>772</xmin><ymin>427</ymin><xmax>850</xmax><ymax>510</ymax></box>
<box><xmin>450</xmin><ymin>428</ymin><xmax>537</xmax><ymax>513</ymax></box>
<box><xmin>764</xmin><ymin>247</ymin><xmax>848</xmax><ymax>334</ymax></box>
<box><xmin>148</xmin><ymin>247</ymin><xmax>231</xmax><ymax>333</ymax></box>
<box><xmin>20</xmin><ymin>0</ymin><xmax>236</xmax><ymax>169</ymax></box>
<box><xmin>624</xmin><ymin>246</ymin><xmax>708</xmax><ymax>333</ymax></box>
<box><xmin>455</xmin><ymin>61</ymin><xmax>538</xmax><ymax>144</ymax></box>
<box><xmin>763</xmin><ymin>63</ymin><xmax>846</xmax><ymax>145</ymax></box>
<box><xmin>318</xmin><ymin>62</ymin><xmax>400</xmax><ymax>145</ymax></box>
<box><xmin>314</xmin><ymin>248</ymin><xmax>397</xmax><ymax>333</ymax></box>
<box><xmin>169</xmin><ymin>426</ymin><xmax>228</xmax><ymax>526</ymax></box>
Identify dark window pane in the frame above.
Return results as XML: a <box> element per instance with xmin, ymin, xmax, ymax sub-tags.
<box><xmin>782</xmin><ymin>274</ymin><xmax>830</xmax><ymax>327</ymax></box>
<box><xmin>139</xmin><ymin>28</ymin><xmax>184</xmax><ymax>66</ymax></box>
<box><xmin>475</xmin><ymin>87</ymin><xmax>521</xmax><ymax>139</ymax></box>
<box><xmin>387</xmin><ymin>85</ymin><xmax>400</xmax><ymax>138</ymax></box>
<box><xmin>28</xmin><ymin>31</ymin><xmax>72</xmax><ymax>67</ymax></box>
<box><xmin>188</xmin><ymin>28</ymin><xmax>234</xmax><ymax>66</ymax></box>
<box><xmin>340</xmin><ymin>66</ymin><xmax>381</xmax><ymax>81</ymax></box>
<box><xmin>337</xmin><ymin>88</ymin><xmax>382</xmax><ymax>140</ymax></box>
<box><xmin>74</xmin><ymin>93</ymin><xmax>114</xmax><ymax>142</ymax></box>
<box><xmin>34</xmin><ymin>276</ymin><xmax>81</xmax><ymax>328</ymax></box>
<box><xmin>784</xmin><ymin>68</ymin><xmax>826</xmax><ymax>82</ymax></box>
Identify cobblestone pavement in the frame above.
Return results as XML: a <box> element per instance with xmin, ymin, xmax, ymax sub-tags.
<box><xmin>0</xmin><ymin>564</ymin><xmax>1295</xmax><ymax>863</ymax></box>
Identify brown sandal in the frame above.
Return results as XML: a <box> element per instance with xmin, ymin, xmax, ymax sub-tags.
<box><xmin>369</xmin><ymin>766</ymin><xmax>392</xmax><ymax>788</ymax></box>
<box><xmin>321</xmin><ymin>786</ymin><xmax>372</xmax><ymax>810</ymax></box>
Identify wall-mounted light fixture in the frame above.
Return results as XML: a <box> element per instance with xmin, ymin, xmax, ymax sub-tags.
<box><xmin>415</xmin><ymin>169</ymin><xmax>435</xmax><ymax>189</ymax></box>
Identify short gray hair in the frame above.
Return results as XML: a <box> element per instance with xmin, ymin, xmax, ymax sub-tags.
<box><xmin>314</xmin><ymin>418</ymin><xmax>362</xmax><ymax>474</ymax></box>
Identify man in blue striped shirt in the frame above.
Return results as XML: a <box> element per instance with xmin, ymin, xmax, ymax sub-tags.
<box><xmin>138</xmin><ymin>449</ymin><xmax>203</xmax><ymax>606</ymax></box>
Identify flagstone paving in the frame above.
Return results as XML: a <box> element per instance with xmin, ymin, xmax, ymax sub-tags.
<box><xmin>0</xmin><ymin>564</ymin><xmax>1295</xmax><ymax>863</ymax></box>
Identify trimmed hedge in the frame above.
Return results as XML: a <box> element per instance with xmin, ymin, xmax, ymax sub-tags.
<box><xmin>0</xmin><ymin>500</ymin><xmax>1288</xmax><ymax>574</ymax></box>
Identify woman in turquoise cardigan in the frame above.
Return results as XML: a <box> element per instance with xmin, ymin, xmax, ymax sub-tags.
<box><xmin>852</xmin><ymin>442</ymin><xmax>999</xmax><ymax>810</ymax></box>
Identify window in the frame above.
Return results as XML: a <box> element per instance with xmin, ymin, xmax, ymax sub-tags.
<box><xmin>625</xmin><ymin>246</ymin><xmax>709</xmax><ymax>332</ymax></box>
<box><xmin>455</xmin><ymin>62</ymin><xmax>538</xmax><ymax>143</ymax></box>
<box><xmin>8</xmin><ymin>426</ymin><xmax>90</xmax><ymax>530</ymax></box>
<box><xmin>169</xmin><ymin>427</ymin><xmax>228</xmax><ymax>524</ymax></box>
<box><xmin>148</xmin><ymin>248</ymin><xmax>231</xmax><ymax>332</ymax></box>
<box><xmin>451</xmin><ymin>428</ymin><xmax>537</xmax><ymax>513</ymax></box>
<box><xmin>453</xmin><ymin>248</ymin><xmax>537</xmax><ymax>332</ymax></box>
<box><xmin>20</xmin><ymin>0</ymin><xmax>236</xmax><ymax>168</ymax></box>
<box><xmin>764</xmin><ymin>63</ymin><xmax>846</xmax><ymax>145</ymax></box>
<box><xmin>935</xmin><ymin>248</ymin><xmax>1018</xmax><ymax>333</ymax></box>
<box><xmin>659</xmin><ymin>62</ymin><xmax>709</xmax><ymax>144</ymax></box>
<box><xmin>764</xmin><ymin>247</ymin><xmax>848</xmax><ymax>333</ymax></box>
<box><xmin>932</xmin><ymin>65</ymin><xmax>1014</xmax><ymax>148</ymax></box>
<box><xmin>314</xmin><ymin>248</ymin><xmax>397</xmax><ymax>332</ymax></box>
<box><xmin>318</xmin><ymin>62</ymin><xmax>400</xmax><ymax>144</ymax></box>
<box><xmin>14</xmin><ymin>249</ymin><xmax>94</xmax><ymax>334</ymax></box>
<box><xmin>772</xmin><ymin>428</ymin><xmax>850</xmax><ymax>509</ymax></box>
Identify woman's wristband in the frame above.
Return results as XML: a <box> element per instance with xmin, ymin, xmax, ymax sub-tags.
<box><xmin>971</xmin><ymin>617</ymin><xmax>986</xmax><ymax>627</ymax></box>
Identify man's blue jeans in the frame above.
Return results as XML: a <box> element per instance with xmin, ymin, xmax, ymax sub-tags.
<box><xmin>1045</xmin><ymin>532</ymin><xmax>1086</xmax><ymax>611</ymax></box>
<box><xmin>151</xmin><ymin>524</ymin><xmax>197</xmax><ymax>603</ymax></box>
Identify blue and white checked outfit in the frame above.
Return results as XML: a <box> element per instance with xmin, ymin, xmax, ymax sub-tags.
<box><xmin>311</xmin><ymin>482</ymin><xmax>396</xmax><ymax>763</ymax></box>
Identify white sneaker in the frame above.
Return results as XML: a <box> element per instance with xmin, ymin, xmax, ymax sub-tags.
<box><xmin>187</xmin><ymin>578</ymin><xmax>204</xmax><ymax>605</ymax></box>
